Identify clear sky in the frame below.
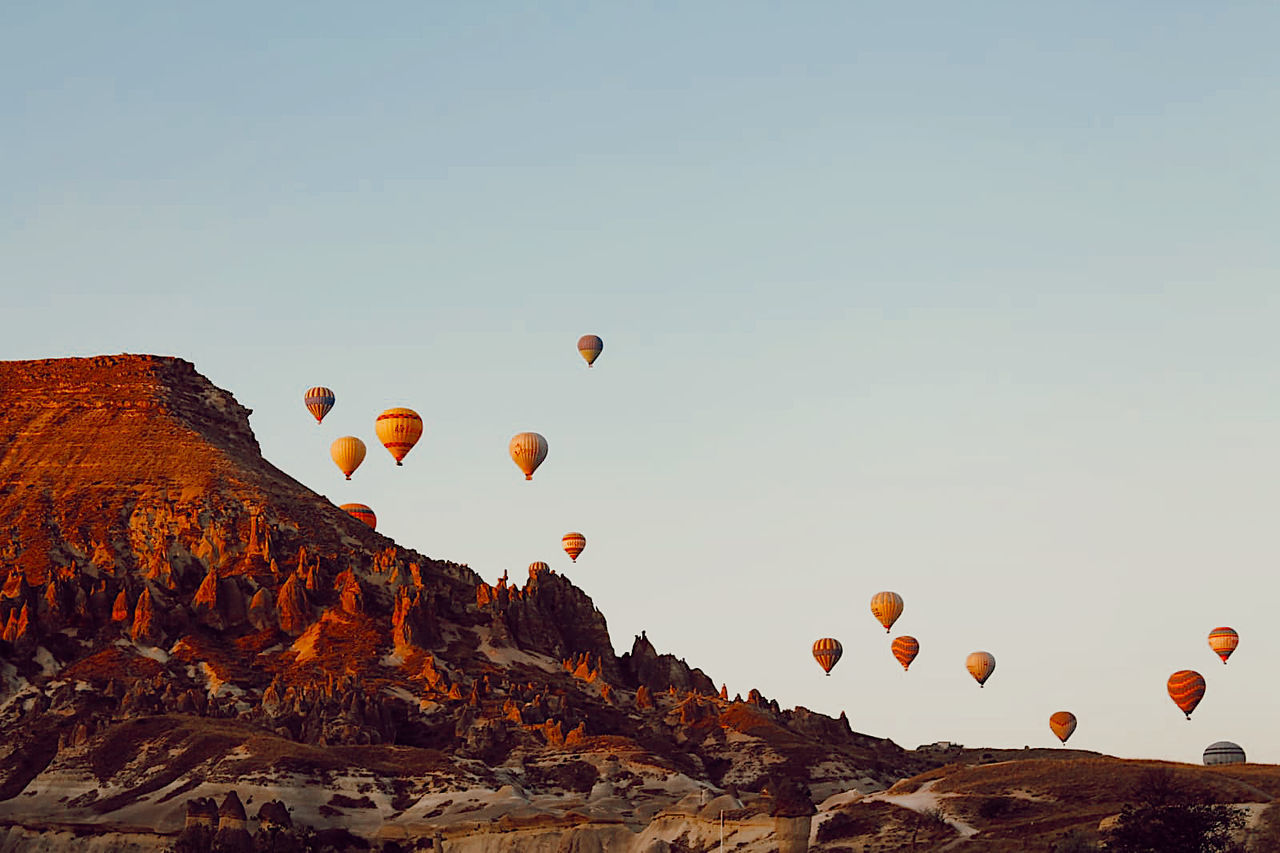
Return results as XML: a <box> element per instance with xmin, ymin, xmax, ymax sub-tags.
<box><xmin>4</xmin><ymin>2</ymin><xmax>1279</xmax><ymax>764</ymax></box>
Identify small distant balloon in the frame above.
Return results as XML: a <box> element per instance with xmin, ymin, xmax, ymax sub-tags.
<box><xmin>812</xmin><ymin>638</ymin><xmax>843</xmax><ymax>676</ymax></box>
<box><xmin>870</xmin><ymin>591</ymin><xmax>904</xmax><ymax>633</ymax></box>
<box><xmin>340</xmin><ymin>503</ymin><xmax>376</xmax><ymax>530</ymax></box>
<box><xmin>528</xmin><ymin>561</ymin><xmax>551</xmax><ymax>578</ymax></box>
<box><xmin>1167</xmin><ymin>670</ymin><xmax>1206</xmax><ymax>720</ymax></box>
<box><xmin>1208</xmin><ymin>627</ymin><xmax>1239</xmax><ymax>664</ymax></box>
<box><xmin>1049</xmin><ymin>711</ymin><xmax>1077</xmax><ymax>744</ymax></box>
<box><xmin>375</xmin><ymin>407</ymin><xmax>423</xmax><ymax>466</ymax></box>
<box><xmin>304</xmin><ymin>386</ymin><xmax>335</xmax><ymax>425</ymax></box>
<box><xmin>330</xmin><ymin>436</ymin><xmax>366</xmax><ymax>480</ymax></box>
<box><xmin>891</xmin><ymin>636</ymin><xmax>919</xmax><ymax>671</ymax></box>
<box><xmin>966</xmin><ymin>651</ymin><xmax>996</xmax><ymax>687</ymax></box>
<box><xmin>578</xmin><ymin>335</ymin><xmax>603</xmax><ymax>367</ymax></box>
<box><xmin>509</xmin><ymin>432</ymin><xmax>548</xmax><ymax>480</ymax></box>
<box><xmin>562</xmin><ymin>532</ymin><xmax>587</xmax><ymax>562</ymax></box>
<box><xmin>1203</xmin><ymin>741</ymin><xmax>1246</xmax><ymax>766</ymax></box>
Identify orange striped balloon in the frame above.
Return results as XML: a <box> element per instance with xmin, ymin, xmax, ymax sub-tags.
<box><xmin>330</xmin><ymin>436</ymin><xmax>366</xmax><ymax>480</ymax></box>
<box><xmin>812</xmin><ymin>638</ymin><xmax>842</xmax><ymax>676</ymax></box>
<box><xmin>1049</xmin><ymin>711</ymin><xmax>1077</xmax><ymax>744</ymax></box>
<box><xmin>339</xmin><ymin>503</ymin><xmax>376</xmax><ymax>530</ymax></box>
<box><xmin>562</xmin><ymin>532</ymin><xmax>586</xmax><ymax>562</ymax></box>
<box><xmin>375</xmin><ymin>408</ymin><xmax>423</xmax><ymax>466</ymax></box>
<box><xmin>509</xmin><ymin>432</ymin><xmax>549</xmax><ymax>480</ymax></box>
<box><xmin>966</xmin><ymin>651</ymin><xmax>996</xmax><ymax>687</ymax></box>
<box><xmin>304</xmin><ymin>386</ymin><xmax>335</xmax><ymax>424</ymax></box>
<box><xmin>891</xmin><ymin>636</ymin><xmax>919</xmax><ymax>671</ymax></box>
<box><xmin>1208</xmin><ymin>627</ymin><xmax>1239</xmax><ymax>664</ymax></box>
<box><xmin>870</xmin><ymin>591</ymin><xmax>904</xmax><ymax>633</ymax></box>
<box><xmin>1167</xmin><ymin>670</ymin><xmax>1206</xmax><ymax>720</ymax></box>
<box><xmin>528</xmin><ymin>561</ymin><xmax>551</xmax><ymax>578</ymax></box>
<box><xmin>578</xmin><ymin>334</ymin><xmax>603</xmax><ymax>367</ymax></box>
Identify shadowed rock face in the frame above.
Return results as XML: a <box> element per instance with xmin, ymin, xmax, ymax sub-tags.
<box><xmin>0</xmin><ymin>355</ymin><xmax>928</xmax><ymax>851</ymax></box>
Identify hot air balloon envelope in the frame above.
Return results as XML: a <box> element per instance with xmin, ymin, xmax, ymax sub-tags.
<box><xmin>966</xmin><ymin>651</ymin><xmax>996</xmax><ymax>687</ymax></box>
<box><xmin>1208</xmin><ymin>627</ymin><xmax>1239</xmax><ymax>664</ymax></box>
<box><xmin>340</xmin><ymin>503</ymin><xmax>376</xmax><ymax>530</ymax></box>
<box><xmin>304</xmin><ymin>386</ymin><xmax>335</xmax><ymax>424</ymax></box>
<box><xmin>510</xmin><ymin>432</ymin><xmax>548</xmax><ymax>480</ymax></box>
<box><xmin>891</xmin><ymin>636</ymin><xmax>919</xmax><ymax>671</ymax></box>
<box><xmin>330</xmin><ymin>436</ymin><xmax>367</xmax><ymax>480</ymax></box>
<box><xmin>578</xmin><ymin>335</ymin><xmax>603</xmax><ymax>367</ymax></box>
<box><xmin>562</xmin><ymin>532</ymin><xmax>586</xmax><ymax>562</ymax></box>
<box><xmin>376</xmin><ymin>408</ymin><xmax>423</xmax><ymax>466</ymax></box>
<box><xmin>1203</xmin><ymin>742</ymin><xmax>1246</xmax><ymax>766</ymax></box>
<box><xmin>812</xmin><ymin>638</ymin><xmax>842</xmax><ymax>675</ymax></box>
<box><xmin>870</xmin><ymin>592</ymin><xmax>904</xmax><ymax>633</ymax></box>
<box><xmin>1167</xmin><ymin>670</ymin><xmax>1206</xmax><ymax>719</ymax></box>
<box><xmin>1049</xmin><ymin>711</ymin><xmax>1077</xmax><ymax>744</ymax></box>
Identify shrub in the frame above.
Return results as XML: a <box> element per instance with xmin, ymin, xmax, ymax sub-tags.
<box><xmin>919</xmin><ymin>806</ymin><xmax>950</xmax><ymax>829</ymax></box>
<box><xmin>1104</xmin><ymin>802</ymin><xmax>1245</xmax><ymax>853</ymax></box>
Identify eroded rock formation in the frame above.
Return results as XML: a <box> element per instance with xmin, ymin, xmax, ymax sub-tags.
<box><xmin>0</xmin><ymin>355</ymin><xmax>932</xmax><ymax>851</ymax></box>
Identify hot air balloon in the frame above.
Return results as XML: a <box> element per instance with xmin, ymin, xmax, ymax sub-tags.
<box><xmin>330</xmin><ymin>436</ymin><xmax>366</xmax><ymax>480</ymax></box>
<box><xmin>1203</xmin><ymin>742</ymin><xmax>1246</xmax><ymax>766</ymax></box>
<box><xmin>578</xmin><ymin>335</ymin><xmax>603</xmax><ymax>367</ymax></box>
<box><xmin>891</xmin><ymin>636</ymin><xmax>919</xmax><ymax>671</ymax></box>
<box><xmin>509</xmin><ymin>432</ymin><xmax>548</xmax><ymax>480</ymax></box>
<box><xmin>340</xmin><ymin>503</ymin><xmax>376</xmax><ymax>530</ymax></box>
<box><xmin>304</xmin><ymin>386</ymin><xmax>335</xmax><ymax>425</ymax></box>
<box><xmin>966</xmin><ymin>651</ymin><xmax>996</xmax><ymax>687</ymax></box>
<box><xmin>1049</xmin><ymin>711</ymin><xmax>1077</xmax><ymax>744</ymax></box>
<box><xmin>1208</xmin><ymin>627</ymin><xmax>1239</xmax><ymax>664</ymax></box>
<box><xmin>870</xmin><ymin>592</ymin><xmax>904</xmax><ymax>633</ymax></box>
<box><xmin>376</xmin><ymin>408</ymin><xmax>423</xmax><ymax>466</ymax></box>
<box><xmin>812</xmin><ymin>638</ymin><xmax>842</xmax><ymax>676</ymax></box>
<box><xmin>1168</xmin><ymin>670</ymin><xmax>1206</xmax><ymax>720</ymax></box>
<box><xmin>528</xmin><ymin>561</ymin><xmax>551</xmax><ymax>578</ymax></box>
<box><xmin>562</xmin><ymin>532</ymin><xmax>586</xmax><ymax>562</ymax></box>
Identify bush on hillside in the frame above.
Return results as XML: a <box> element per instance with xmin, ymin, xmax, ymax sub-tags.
<box><xmin>1104</xmin><ymin>802</ymin><xmax>1245</xmax><ymax>853</ymax></box>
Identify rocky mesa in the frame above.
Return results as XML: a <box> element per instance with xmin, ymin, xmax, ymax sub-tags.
<box><xmin>0</xmin><ymin>355</ymin><xmax>941</xmax><ymax>852</ymax></box>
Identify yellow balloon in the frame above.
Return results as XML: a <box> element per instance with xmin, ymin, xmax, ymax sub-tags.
<box><xmin>330</xmin><ymin>436</ymin><xmax>367</xmax><ymax>480</ymax></box>
<box><xmin>375</xmin><ymin>407</ymin><xmax>423</xmax><ymax>466</ymax></box>
<box><xmin>966</xmin><ymin>651</ymin><xmax>996</xmax><ymax>687</ymax></box>
<box><xmin>870</xmin><ymin>591</ymin><xmax>904</xmax><ymax>633</ymax></box>
<box><xmin>1049</xmin><ymin>711</ymin><xmax>1077</xmax><ymax>744</ymax></box>
<box><xmin>509</xmin><ymin>432</ymin><xmax>548</xmax><ymax>480</ymax></box>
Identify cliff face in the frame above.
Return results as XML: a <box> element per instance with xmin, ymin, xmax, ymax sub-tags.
<box><xmin>0</xmin><ymin>355</ymin><xmax>925</xmax><ymax>851</ymax></box>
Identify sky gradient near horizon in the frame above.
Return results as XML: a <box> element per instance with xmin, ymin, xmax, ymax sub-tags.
<box><xmin>4</xmin><ymin>2</ymin><xmax>1280</xmax><ymax>764</ymax></box>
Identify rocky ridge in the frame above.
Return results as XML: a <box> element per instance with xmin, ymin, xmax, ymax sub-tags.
<box><xmin>0</xmin><ymin>355</ymin><xmax>934</xmax><ymax>851</ymax></box>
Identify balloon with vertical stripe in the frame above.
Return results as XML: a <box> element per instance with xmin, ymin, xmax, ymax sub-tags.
<box><xmin>1208</xmin><ymin>627</ymin><xmax>1239</xmax><ymax>664</ymax></box>
<box><xmin>509</xmin><ymin>432</ymin><xmax>549</xmax><ymax>480</ymax></box>
<box><xmin>339</xmin><ymin>503</ymin><xmax>376</xmax><ymax>530</ymax></box>
<box><xmin>870</xmin><ymin>591</ymin><xmax>904</xmax><ymax>633</ymax></box>
<box><xmin>966</xmin><ymin>651</ymin><xmax>996</xmax><ymax>687</ymax></box>
<box><xmin>1167</xmin><ymin>670</ymin><xmax>1206</xmax><ymax>719</ymax></box>
<box><xmin>562</xmin><ymin>532</ymin><xmax>587</xmax><ymax>562</ymax></box>
<box><xmin>812</xmin><ymin>638</ymin><xmax>842</xmax><ymax>676</ymax></box>
<box><xmin>375</xmin><ymin>408</ymin><xmax>423</xmax><ymax>466</ymax></box>
<box><xmin>330</xmin><ymin>436</ymin><xmax>366</xmax><ymax>480</ymax></box>
<box><xmin>304</xmin><ymin>386</ymin><xmax>335</xmax><ymax>424</ymax></box>
<box><xmin>578</xmin><ymin>335</ymin><xmax>604</xmax><ymax>367</ymax></box>
<box><xmin>1049</xmin><ymin>711</ymin><xmax>1077</xmax><ymax>744</ymax></box>
<box><xmin>891</xmin><ymin>636</ymin><xmax>919</xmax><ymax>671</ymax></box>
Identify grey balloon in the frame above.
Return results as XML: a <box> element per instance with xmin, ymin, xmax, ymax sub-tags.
<box><xmin>1203</xmin><ymin>741</ymin><xmax>1246</xmax><ymax>766</ymax></box>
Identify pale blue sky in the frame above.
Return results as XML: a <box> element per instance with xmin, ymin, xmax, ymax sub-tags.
<box><xmin>3</xmin><ymin>2</ymin><xmax>1279</xmax><ymax>763</ymax></box>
